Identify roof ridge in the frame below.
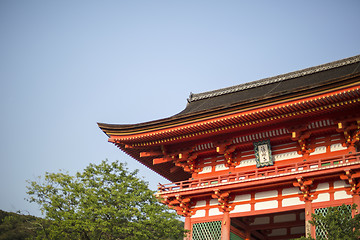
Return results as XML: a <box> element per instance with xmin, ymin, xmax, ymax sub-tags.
<box><xmin>188</xmin><ymin>54</ymin><xmax>360</xmax><ymax>102</ymax></box>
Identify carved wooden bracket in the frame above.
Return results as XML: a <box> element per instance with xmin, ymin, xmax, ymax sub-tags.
<box><xmin>340</xmin><ymin>169</ymin><xmax>360</xmax><ymax>195</ymax></box>
<box><xmin>337</xmin><ymin>120</ymin><xmax>360</xmax><ymax>149</ymax></box>
<box><xmin>147</xmin><ymin>146</ymin><xmax>202</xmax><ymax>173</ymax></box>
<box><xmin>293</xmin><ymin>177</ymin><xmax>313</xmax><ymax>201</ymax></box>
<box><xmin>175</xmin><ymin>151</ymin><xmax>201</xmax><ymax>174</ymax></box>
<box><xmin>160</xmin><ymin>195</ymin><xmax>193</xmax><ymax>217</ymax></box>
<box><xmin>290</xmin><ymin>127</ymin><xmax>314</xmax><ymax>156</ymax></box>
<box><xmin>211</xmin><ymin>190</ymin><xmax>233</xmax><ymax>212</ymax></box>
<box><xmin>216</xmin><ymin>140</ymin><xmax>240</xmax><ymax>168</ymax></box>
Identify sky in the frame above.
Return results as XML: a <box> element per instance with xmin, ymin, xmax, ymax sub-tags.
<box><xmin>0</xmin><ymin>1</ymin><xmax>359</xmax><ymax>216</ymax></box>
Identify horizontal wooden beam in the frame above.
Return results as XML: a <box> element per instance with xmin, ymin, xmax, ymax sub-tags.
<box><xmin>140</xmin><ymin>151</ymin><xmax>162</xmax><ymax>157</ymax></box>
<box><xmin>153</xmin><ymin>157</ymin><xmax>173</xmax><ymax>165</ymax></box>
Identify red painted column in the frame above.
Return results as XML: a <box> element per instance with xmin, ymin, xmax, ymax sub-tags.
<box><xmin>353</xmin><ymin>194</ymin><xmax>360</xmax><ymax>217</ymax></box>
<box><xmin>184</xmin><ymin>216</ymin><xmax>191</xmax><ymax>240</ymax></box>
<box><xmin>305</xmin><ymin>200</ymin><xmax>314</xmax><ymax>239</ymax></box>
<box><xmin>221</xmin><ymin>211</ymin><xmax>231</xmax><ymax>240</ymax></box>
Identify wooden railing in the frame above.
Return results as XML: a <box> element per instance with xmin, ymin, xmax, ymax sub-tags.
<box><xmin>157</xmin><ymin>152</ymin><xmax>360</xmax><ymax>193</ymax></box>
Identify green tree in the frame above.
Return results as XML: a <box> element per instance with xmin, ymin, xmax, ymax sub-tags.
<box><xmin>0</xmin><ymin>210</ymin><xmax>50</xmax><ymax>240</ymax></box>
<box><xmin>293</xmin><ymin>204</ymin><xmax>360</xmax><ymax>240</ymax></box>
<box><xmin>27</xmin><ymin>160</ymin><xmax>185</xmax><ymax>240</ymax></box>
<box><xmin>0</xmin><ymin>210</ymin><xmax>35</xmax><ymax>240</ymax></box>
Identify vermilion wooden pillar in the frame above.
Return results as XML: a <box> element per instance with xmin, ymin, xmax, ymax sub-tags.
<box><xmin>221</xmin><ymin>211</ymin><xmax>231</xmax><ymax>240</ymax></box>
<box><xmin>305</xmin><ymin>200</ymin><xmax>314</xmax><ymax>238</ymax></box>
<box><xmin>184</xmin><ymin>216</ymin><xmax>191</xmax><ymax>240</ymax></box>
<box><xmin>353</xmin><ymin>194</ymin><xmax>360</xmax><ymax>217</ymax></box>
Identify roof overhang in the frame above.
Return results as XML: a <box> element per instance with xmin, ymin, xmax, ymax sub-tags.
<box><xmin>98</xmin><ymin>55</ymin><xmax>360</xmax><ymax>182</ymax></box>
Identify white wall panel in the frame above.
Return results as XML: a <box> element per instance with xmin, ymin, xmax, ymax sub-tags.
<box><xmin>232</xmin><ymin>204</ymin><xmax>251</xmax><ymax>213</ymax></box>
<box><xmin>334</xmin><ymin>190</ymin><xmax>352</xmax><ymax>200</ymax></box>
<box><xmin>282</xmin><ymin>197</ymin><xmax>304</xmax><ymax>207</ymax></box>
<box><xmin>254</xmin><ymin>200</ymin><xmax>278</xmax><ymax>210</ymax></box>
<box><xmin>191</xmin><ymin>210</ymin><xmax>206</xmax><ymax>218</ymax></box>
<box><xmin>255</xmin><ymin>190</ymin><xmax>278</xmax><ymax>200</ymax></box>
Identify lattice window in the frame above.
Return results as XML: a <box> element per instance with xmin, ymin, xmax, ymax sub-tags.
<box><xmin>192</xmin><ymin>221</ymin><xmax>221</xmax><ymax>240</ymax></box>
<box><xmin>314</xmin><ymin>205</ymin><xmax>352</xmax><ymax>239</ymax></box>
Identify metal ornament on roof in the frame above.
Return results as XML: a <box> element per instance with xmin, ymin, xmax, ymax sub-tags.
<box><xmin>254</xmin><ymin>139</ymin><xmax>274</xmax><ymax>168</ymax></box>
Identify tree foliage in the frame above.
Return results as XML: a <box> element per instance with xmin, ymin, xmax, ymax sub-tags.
<box><xmin>310</xmin><ymin>204</ymin><xmax>360</xmax><ymax>240</ymax></box>
<box><xmin>0</xmin><ymin>210</ymin><xmax>38</xmax><ymax>240</ymax></box>
<box><xmin>27</xmin><ymin>160</ymin><xmax>185</xmax><ymax>240</ymax></box>
<box><xmin>293</xmin><ymin>204</ymin><xmax>360</xmax><ymax>240</ymax></box>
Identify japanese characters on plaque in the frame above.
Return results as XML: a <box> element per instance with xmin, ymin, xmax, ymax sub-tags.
<box><xmin>254</xmin><ymin>140</ymin><xmax>273</xmax><ymax>168</ymax></box>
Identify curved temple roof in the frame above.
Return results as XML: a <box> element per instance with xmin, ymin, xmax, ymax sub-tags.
<box><xmin>99</xmin><ymin>54</ymin><xmax>360</xmax><ymax>135</ymax></box>
<box><xmin>188</xmin><ymin>55</ymin><xmax>360</xmax><ymax>102</ymax></box>
<box><xmin>98</xmin><ymin>54</ymin><xmax>360</xmax><ymax>182</ymax></box>
<box><xmin>179</xmin><ymin>55</ymin><xmax>360</xmax><ymax>116</ymax></box>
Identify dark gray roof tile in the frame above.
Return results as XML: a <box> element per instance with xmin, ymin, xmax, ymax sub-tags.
<box><xmin>178</xmin><ymin>55</ymin><xmax>360</xmax><ymax>116</ymax></box>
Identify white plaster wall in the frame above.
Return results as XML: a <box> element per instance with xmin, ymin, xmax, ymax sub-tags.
<box><xmin>255</xmin><ymin>190</ymin><xmax>278</xmax><ymax>200</ymax></box>
<box><xmin>231</xmin><ymin>194</ymin><xmax>251</xmax><ymax>203</ymax></box>
<box><xmin>254</xmin><ymin>200</ymin><xmax>278</xmax><ymax>210</ymax></box>
<box><xmin>313</xmin><ymin>193</ymin><xmax>330</xmax><ymax>203</ymax></box>
<box><xmin>208</xmin><ymin>207</ymin><xmax>222</xmax><ymax>216</ymax></box>
<box><xmin>334</xmin><ymin>190</ymin><xmax>352</xmax><ymax>200</ymax></box>
<box><xmin>191</xmin><ymin>210</ymin><xmax>206</xmax><ymax>218</ymax></box>
<box><xmin>310</xmin><ymin>146</ymin><xmax>327</xmax><ymax>155</ymax></box>
<box><xmin>236</xmin><ymin>158</ymin><xmax>256</xmax><ymax>167</ymax></box>
<box><xmin>315</xmin><ymin>182</ymin><xmax>329</xmax><ymax>191</ymax></box>
<box><xmin>330</xmin><ymin>143</ymin><xmax>347</xmax><ymax>152</ymax></box>
<box><xmin>282</xmin><ymin>187</ymin><xmax>301</xmax><ymax>196</ymax></box>
<box><xmin>334</xmin><ymin>180</ymin><xmax>350</xmax><ymax>188</ymax></box>
<box><xmin>215</xmin><ymin>164</ymin><xmax>228</xmax><ymax>171</ymax></box>
<box><xmin>198</xmin><ymin>166</ymin><xmax>212</xmax><ymax>174</ymax></box>
<box><xmin>209</xmin><ymin>199</ymin><xmax>218</xmax><ymax>206</ymax></box>
<box><xmin>232</xmin><ymin>204</ymin><xmax>251</xmax><ymax>213</ymax></box>
<box><xmin>273</xmin><ymin>151</ymin><xmax>302</xmax><ymax>161</ymax></box>
<box><xmin>195</xmin><ymin>200</ymin><xmax>206</xmax><ymax>207</ymax></box>
<box><xmin>282</xmin><ymin>197</ymin><xmax>304</xmax><ymax>207</ymax></box>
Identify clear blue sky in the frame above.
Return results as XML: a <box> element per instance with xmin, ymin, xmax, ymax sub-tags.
<box><xmin>1</xmin><ymin>1</ymin><xmax>359</xmax><ymax>216</ymax></box>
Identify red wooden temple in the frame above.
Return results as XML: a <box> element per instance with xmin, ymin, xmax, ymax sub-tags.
<box><xmin>99</xmin><ymin>55</ymin><xmax>360</xmax><ymax>240</ymax></box>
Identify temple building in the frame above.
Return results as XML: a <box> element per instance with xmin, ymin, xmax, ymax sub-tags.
<box><xmin>98</xmin><ymin>55</ymin><xmax>360</xmax><ymax>240</ymax></box>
